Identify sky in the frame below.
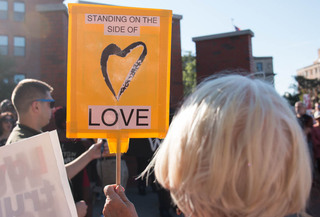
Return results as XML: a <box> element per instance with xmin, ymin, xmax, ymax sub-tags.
<box><xmin>64</xmin><ymin>0</ymin><xmax>320</xmax><ymax>96</ymax></box>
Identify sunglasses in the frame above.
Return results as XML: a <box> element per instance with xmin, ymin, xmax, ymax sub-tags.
<box><xmin>35</xmin><ymin>99</ymin><xmax>55</xmax><ymax>108</ymax></box>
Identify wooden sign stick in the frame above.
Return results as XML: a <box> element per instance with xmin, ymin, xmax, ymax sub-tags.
<box><xmin>116</xmin><ymin>138</ymin><xmax>121</xmax><ymax>185</ymax></box>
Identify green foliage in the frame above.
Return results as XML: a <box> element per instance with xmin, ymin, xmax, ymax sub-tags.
<box><xmin>283</xmin><ymin>92</ymin><xmax>300</xmax><ymax>106</ymax></box>
<box><xmin>0</xmin><ymin>55</ymin><xmax>17</xmax><ymax>101</ymax></box>
<box><xmin>295</xmin><ymin>75</ymin><xmax>320</xmax><ymax>92</ymax></box>
<box><xmin>291</xmin><ymin>75</ymin><xmax>320</xmax><ymax>107</ymax></box>
<box><xmin>182</xmin><ymin>51</ymin><xmax>196</xmax><ymax>96</ymax></box>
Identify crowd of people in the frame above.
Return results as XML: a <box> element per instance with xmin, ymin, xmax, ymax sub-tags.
<box><xmin>295</xmin><ymin>101</ymin><xmax>320</xmax><ymax>179</ymax></box>
<box><xmin>0</xmin><ymin>78</ymin><xmax>171</xmax><ymax>217</ymax></box>
<box><xmin>0</xmin><ymin>74</ymin><xmax>316</xmax><ymax>217</ymax></box>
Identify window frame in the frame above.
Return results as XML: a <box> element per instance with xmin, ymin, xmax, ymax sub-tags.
<box><xmin>256</xmin><ymin>62</ymin><xmax>263</xmax><ymax>72</ymax></box>
<box><xmin>13</xmin><ymin>1</ymin><xmax>25</xmax><ymax>22</ymax></box>
<box><xmin>0</xmin><ymin>0</ymin><xmax>8</xmax><ymax>20</ymax></box>
<box><xmin>0</xmin><ymin>35</ymin><xmax>9</xmax><ymax>55</ymax></box>
<box><xmin>13</xmin><ymin>36</ymin><xmax>26</xmax><ymax>56</ymax></box>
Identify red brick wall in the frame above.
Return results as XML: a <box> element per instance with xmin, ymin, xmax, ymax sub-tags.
<box><xmin>38</xmin><ymin>9</ymin><xmax>68</xmax><ymax>107</ymax></box>
<box><xmin>0</xmin><ymin>0</ymin><xmax>46</xmax><ymax>80</ymax></box>
<box><xmin>170</xmin><ymin>16</ymin><xmax>184</xmax><ymax>110</ymax></box>
<box><xmin>0</xmin><ymin>0</ymin><xmax>67</xmax><ymax>97</ymax></box>
<box><xmin>195</xmin><ymin>31</ymin><xmax>254</xmax><ymax>83</ymax></box>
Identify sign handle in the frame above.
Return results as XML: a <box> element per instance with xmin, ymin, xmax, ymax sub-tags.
<box><xmin>116</xmin><ymin>138</ymin><xmax>121</xmax><ymax>185</ymax></box>
<box><xmin>106</xmin><ymin>135</ymin><xmax>129</xmax><ymax>186</ymax></box>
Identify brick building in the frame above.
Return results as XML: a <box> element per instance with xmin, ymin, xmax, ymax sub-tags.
<box><xmin>0</xmin><ymin>0</ymin><xmax>68</xmax><ymax>106</ymax></box>
<box><xmin>170</xmin><ymin>14</ymin><xmax>184</xmax><ymax>109</ymax></box>
<box><xmin>192</xmin><ymin>30</ymin><xmax>255</xmax><ymax>83</ymax></box>
<box><xmin>192</xmin><ymin>29</ymin><xmax>275</xmax><ymax>84</ymax></box>
<box><xmin>0</xmin><ymin>0</ymin><xmax>184</xmax><ymax>111</ymax></box>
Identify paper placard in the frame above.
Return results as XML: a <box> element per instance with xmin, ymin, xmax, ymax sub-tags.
<box><xmin>0</xmin><ymin>131</ymin><xmax>77</xmax><ymax>217</ymax></box>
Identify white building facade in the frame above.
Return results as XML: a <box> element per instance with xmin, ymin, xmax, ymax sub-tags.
<box><xmin>297</xmin><ymin>49</ymin><xmax>320</xmax><ymax>79</ymax></box>
<box><xmin>254</xmin><ymin>56</ymin><xmax>275</xmax><ymax>85</ymax></box>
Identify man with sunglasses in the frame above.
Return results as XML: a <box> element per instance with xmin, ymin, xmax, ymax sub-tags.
<box><xmin>6</xmin><ymin>79</ymin><xmax>55</xmax><ymax>143</ymax></box>
<box><xmin>6</xmin><ymin>78</ymin><xmax>109</xmax><ymax>217</ymax></box>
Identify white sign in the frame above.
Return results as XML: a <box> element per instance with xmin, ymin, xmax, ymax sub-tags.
<box><xmin>0</xmin><ymin>131</ymin><xmax>77</xmax><ymax>217</ymax></box>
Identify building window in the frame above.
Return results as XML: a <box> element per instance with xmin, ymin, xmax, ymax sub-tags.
<box><xmin>14</xmin><ymin>36</ymin><xmax>25</xmax><ymax>56</ymax></box>
<box><xmin>0</xmin><ymin>35</ymin><xmax>8</xmax><ymax>55</ymax></box>
<box><xmin>13</xmin><ymin>1</ymin><xmax>25</xmax><ymax>21</ymax></box>
<box><xmin>256</xmin><ymin>62</ymin><xmax>263</xmax><ymax>71</ymax></box>
<box><xmin>0</xmin><ymin>0</ymin><xmax>8</xmax><ymax>20</ymax></box>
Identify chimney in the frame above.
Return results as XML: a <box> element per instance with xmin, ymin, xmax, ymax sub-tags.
<box><xmin>192</xmin><ymin>29</ymin><xmax>255</xmax><ymax>83</ymax></box>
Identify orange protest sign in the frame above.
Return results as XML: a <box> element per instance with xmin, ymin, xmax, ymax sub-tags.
<box><xmin>67</xmin><ymin>4</ymin><xmax>172</xmax><ymax>153</ymax></box>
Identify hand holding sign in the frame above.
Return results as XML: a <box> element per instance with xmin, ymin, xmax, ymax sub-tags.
<box><xmin>89</xmin><ymin>139</ymin><xmax>110</xmax><ymax>159</ymax></box>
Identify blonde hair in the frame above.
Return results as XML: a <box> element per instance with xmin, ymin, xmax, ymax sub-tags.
<box><xmin>147</xmin><ymin>75</ymin><xmax>312</xmax><ymax>217</ymax></box>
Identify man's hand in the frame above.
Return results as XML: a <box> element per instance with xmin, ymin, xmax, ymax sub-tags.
<box><xmin>65</xmin><ymin>140</ymin><xmax>110</xmax><ymax>179</ymax></box>
<box><xmin>89</xmin><ymin>140</ymin><xmax>110</xmax><ymax>160</ymax></box>
<box><xmin>76</xmin><ymin>200</ymin><xmax>87</xmax><ymax>217</ymax></box>
<box><xmin>103</xmin><ymin>185</ymin><xmax>138</xmax><ymax>217</ymax></box>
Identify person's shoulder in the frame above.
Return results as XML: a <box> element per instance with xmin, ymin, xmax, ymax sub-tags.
<box><xmin>5</xmin><ymin>125</ymin><xmax>24</xmax><ymax>145</ymax></box>
<box><xmin>5</xmin><ymin>124</ymin><xmax>39</xmax><ymax>145</ymax></box>
<box><xmin>312</xmin><ymin>125</ymin><xmax>320</xmax><ymax>133</ymax></box>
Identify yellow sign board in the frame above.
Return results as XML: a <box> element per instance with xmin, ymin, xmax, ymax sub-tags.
<box><xmin>67</xmin><ymin>4</ymin><xmax>172</xmax><ymax>152</ymax></box>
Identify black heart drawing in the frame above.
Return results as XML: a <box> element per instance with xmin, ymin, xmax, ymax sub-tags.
<box><xmin>100</xmin><ymin>42</ymin><xmax>147</xmax><ymax>101</ymax></box>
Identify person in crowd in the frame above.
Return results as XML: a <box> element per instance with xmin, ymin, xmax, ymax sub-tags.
<box><xmin>54</xmin><ymin>106</ymin><xmax>94</xmax><ymax>217</ymax></box>
<box><xmin>295</xmin><ymin>101</ymin><xmax>307</xmax><ymax>127</ymax></box>
<box><xmin>102</xmin><ymin>75</ymin><xmax>312</xmax><ymax>217</ymax></box>
<box><xmin>128</xmin><ymin>138</ymin><xmax>172</xmax><ymax>217</ymax></box>
<box><xmin>300</xmin><ymin>114</ymin><xmax>314</xmax><ymax>175</ymax></box>
<box><xmin>0</xmin><ymin>99</ymin><xmax>17</xmax><ymax>124</ymax></box>
<box><xmin>0</xmin><ymin>99</ymin><xmax>14</xmax><ymax>112</ymax></box>
<box><xmin>6</xmin><ymin>78</ymin><xmax>110</xmax><ymax>217</ymax></box>
<box><xmin>295</xmin><ymin>101</ymin><xmax>314</xmax><ymax>172</ymax></box>
<box><xmin>312</xmin><ymin>113</ymin><xmax>320</xmax><ymax>174</ymax></box>
<box><xmin>0</xmin><ymin>112</ymin><xmax>14</xmax><ymax>146</ymax></box>
<box><xmin>314</xmin><ymin>102</ymin><xmax>320</xmax><ymax>118</ymax></box>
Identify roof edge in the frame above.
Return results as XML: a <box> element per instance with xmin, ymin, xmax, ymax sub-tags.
<box><xmin>192</xmin><ymin>29</ymin><xmax>254</xmax><ymax>42</ymax></box>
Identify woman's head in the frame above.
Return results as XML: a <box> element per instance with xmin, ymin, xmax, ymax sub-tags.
<box><xmin>0</xmin><ymin>112</ymin><xmax>14</xmax><ymax>136</ymax></box>
<box><xmin>152</xmin><ymin>75</ymin><xmax>312</xmax><ymax>217</ymax></box>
